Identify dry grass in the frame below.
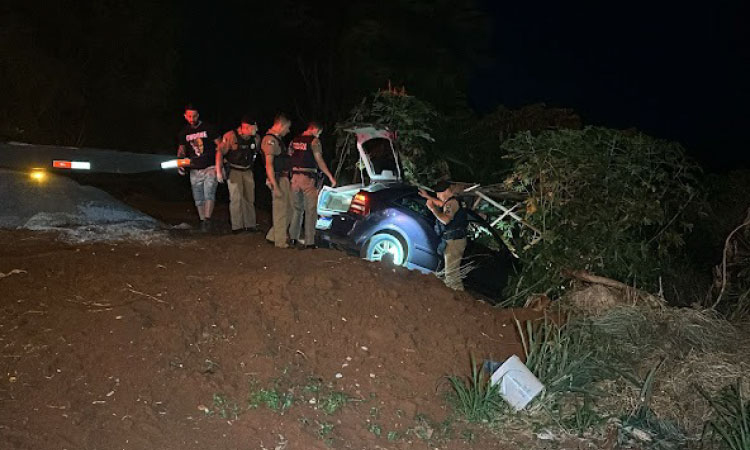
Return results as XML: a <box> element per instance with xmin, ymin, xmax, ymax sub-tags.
<box><xmin>565</xmin><ymin>284</ymin><xmax>622</xmax><ymax>316</ymax></box>
<box><xmin>652</xmin><ymin>351</ymin><xmax>750</xmax><ymax>437</ymax></box>
<box><xmin>588</xmin><ymin>305</ymin><xmax>739</xmax><ymax>358</ymax></box>
<box><xmin>584</xmin><ymin>303</ymin><xmax>750</xmax><ymax>441</ymax></box>
<box><xmin>452</xmin><ymin>287</ymin><xmax>750</xmax><ymax>447</ymax></box>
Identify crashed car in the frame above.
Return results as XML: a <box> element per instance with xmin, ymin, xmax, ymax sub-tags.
<box><xmin>316</xmin><ymin>127</ymin><xmax>402</xmax><ymax>231</ymax></box>
<box><xmin>316</xmin><ymin>127</ymin><xmax>514</xmax><ymax>299</ymax></box>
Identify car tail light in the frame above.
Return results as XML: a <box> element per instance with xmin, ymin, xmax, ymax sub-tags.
<box><xmin>348</xmin><ymin>191</ymin><xmax>370</xmax><ymax>216</ymax></box>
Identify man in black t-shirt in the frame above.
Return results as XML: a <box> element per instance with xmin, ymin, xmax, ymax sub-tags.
<box><xmin>177</xmin><ymin>104</ymin><xmax>222</xmax><ymax>231</ymax></box>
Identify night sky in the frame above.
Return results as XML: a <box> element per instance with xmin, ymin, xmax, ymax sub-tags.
<box><xmin>471</xmin><ymin>1</ymin><xmax>748</xmax><ymax>170</ymax></box>
<box><xmin>2</xmin><ymin>1</ymin><xmax>747</xmax><ymax>170</ymax></box>
<box><xmin>186</xmin><ymin>1</ymin><xmax>749</xmax><ymax>170</ymax></box>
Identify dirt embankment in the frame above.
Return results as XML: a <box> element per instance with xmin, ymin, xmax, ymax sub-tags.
<box><xmin>0</xmin><ymin>229</ymin><xmax>536</xmax><ymax>450</ymax></box>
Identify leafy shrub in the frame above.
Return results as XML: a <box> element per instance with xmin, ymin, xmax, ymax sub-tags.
<box><xmin>334</xmin><ymin>87</ymin><xmax>447</xmax><ymax>186</ymax></box>
<box><xmin>501</xmin><ymin>127</ymin><xmax>703</xmax><ymax>298</ymax></box>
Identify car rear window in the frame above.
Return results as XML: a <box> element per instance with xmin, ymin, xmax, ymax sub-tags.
<box><xmin>362</xmin><ymin>138</ymin><xmax>399</xmax><ymax>176</ymax></box>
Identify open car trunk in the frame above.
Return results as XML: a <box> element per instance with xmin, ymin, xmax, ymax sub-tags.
<box><xmin>316</xmin><ymin>127</ymin><xmax>402</xmax><ymax>230</ymax></box>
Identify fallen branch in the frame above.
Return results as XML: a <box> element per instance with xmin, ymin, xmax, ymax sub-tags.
<box><xmin>491</xmin><ymin>203</ymin><xmax>522</xmax><ymax>227</ymax></box>
<box><xmin>562</xmin><ymin>269</ymin><xmax>665</xmax><ymax>308</ymax></box>
<box><xmin>473</xmin><ymin>190</ymin><xmax>543</xmax><ymax>235</ymax></box>
<box><xmin>711</xmin><ymin>208</ymin><xmax>750</xmax><ymax>310</ymax></box>
<box><xmin>563</xmin><ymin>269</ymin><xmax>630</xmax><ymax>290</ymax></box>
<box><xmin>647</xmin><ymin>190</ymin><xmax>697</xmax><ymax>245</ymax></box>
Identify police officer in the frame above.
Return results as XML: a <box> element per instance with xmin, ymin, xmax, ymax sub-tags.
<box><xmin>419</xmin><ymin>181</ymin><xmax>468</xmax><ymax>290</ymax></box>
<box><xmin>262</xmin><ymin>114</ymin><xmax>293</xmax><ymax>248</ymax></box>
<box><xmin>288</xmin><ymin>122</ymin><xmax>336</xmax><ymax>249</ymax></box>
<box><xmin>218</xmin><ymin>115</ymin><xmax>261</xmax><ymax>233</ymax></box>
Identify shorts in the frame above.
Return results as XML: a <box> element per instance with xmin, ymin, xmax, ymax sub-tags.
<box><xmin>189</xmin><ymin>166</ymin><xmax>218</xmax><ymax>203</ymax></box>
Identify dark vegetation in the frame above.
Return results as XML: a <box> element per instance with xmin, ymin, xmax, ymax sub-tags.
<box><xmin>2</xmin><ymin>2</ymin><xmax>749</xmax><ymax>446</ymax></box>
<box><xmin>0</xmin><ymin>0</ymin><xmax>487</xmax><ymax>150</ymax></box>
<box><xmin>2</xmin><ymin>0</ymin><xmax>747</xmax><ymax>314</ymax></box>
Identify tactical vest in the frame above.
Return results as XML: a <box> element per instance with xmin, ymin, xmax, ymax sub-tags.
<box><xmin>434</xmin><ymin>197</ymin><xmax>468</xmax><ymax>241</ymax></box>
<box><xmin>290</xmin><ymin>135</ymin><xmax>318</xmax><ymax>170</ymax></box>
<box><xmin>265</xmin><ymin>133</ymin><xmax>291</xmax><ymax>175</ymax></box>
<box><xmin>225</xmin><ymin>130</ymin><xmax>258</xmax><ymax>169</ymax></box>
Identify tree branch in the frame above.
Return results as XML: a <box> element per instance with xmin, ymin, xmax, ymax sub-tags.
<box><xmin>562</xmin><ymin>269</ymin><xmax>665</xmax><ymax>307</ymax></box>
<box><xmin>647</xmin><ymin>190</ymin><xmax>696</xmax><ymax>245</ymax></box>
<box><xmin>712</xmin><ymin>208</ymin><xmax>750</xmax><ymax>310</ymax></box>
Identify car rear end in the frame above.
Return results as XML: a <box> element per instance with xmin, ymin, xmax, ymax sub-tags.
<box><xmin>316</xmin><ymin>186</ymin><xmax>409</xmax><ymax>250</ymax></box>
<box><xmin>317</xmin><ymin>186</ymin><xmax>442</xmax><ymax>272</ymax></box>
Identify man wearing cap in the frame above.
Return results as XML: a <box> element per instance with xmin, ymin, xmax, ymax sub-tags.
<box><xmin>288</xmin><ymin>121</ymin><xmax>336</xmax><ymax>249</ymax></box>
<box><xmin>218</xmin><ymin>115</ymin><xmax>261</xmax><ymax>233</ymax></box>
<box><xmin>262</xmin><ymin>114</ymin><xmax>293</xmax><ymax>248</ymax></box>
<box><xmin>177</xmin><ymin>104</ymin><xmax>222</xmax><ymax>232</ymax></box>
<box><xmin>419</xmin><ymin>181</ymin><xmax>468</xmax><ymax>290</ymax></box>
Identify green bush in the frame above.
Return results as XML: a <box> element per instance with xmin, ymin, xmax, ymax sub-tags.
<box><xmin>334</xmin><ymin>87</ymin><xmax>448</xmax><ymax>186</ymax></box>
<box><xmin>501</xmin><ymin>127</ymin><xmax>703</xmax><ymax>299</ymax></box>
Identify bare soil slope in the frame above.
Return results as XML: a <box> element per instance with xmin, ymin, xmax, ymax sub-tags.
<box><xmin>0</xmin><ymin>228</ymin><xmax>536</xmax><ymax>450</ymax></box>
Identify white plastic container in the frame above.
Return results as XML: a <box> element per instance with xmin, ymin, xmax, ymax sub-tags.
<box><xmin>490</xmin><ymin>355</ymin><xmax>545</xmax><ymax>411</ymax></box>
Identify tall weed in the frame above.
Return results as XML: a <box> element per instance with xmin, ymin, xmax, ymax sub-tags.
<box><xmin>447</xmin><ymin>357</ymin><xmax>506</xmax><ymax>423</ymax></box>
<box><xmin>700</xmin><ymin>381</ymin><xmax>750</xmax><ymax>450</ymax></box>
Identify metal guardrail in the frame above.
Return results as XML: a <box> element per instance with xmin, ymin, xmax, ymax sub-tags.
<box><xmin>0</xmin><ymin>142</ymin><xmax>175</xmax><ymax>174</ymax></box>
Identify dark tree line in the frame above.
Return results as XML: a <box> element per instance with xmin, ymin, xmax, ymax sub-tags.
<box><xmin>1</xmin><ymin>0</ymin><xmax>179</xmax><ymax>149</ymax></box>
<box><xmin>1</xmin><ymin>0</ymin><xmax>488</xmax><ymax>152</ymax></box>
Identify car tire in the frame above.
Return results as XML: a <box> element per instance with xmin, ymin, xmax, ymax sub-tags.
<box><xmin>364</xmin><ymin>232</ymin><xmax>407</xmax><ymax>266</ymax></box>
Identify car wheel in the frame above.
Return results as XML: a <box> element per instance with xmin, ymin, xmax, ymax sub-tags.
<box><xmin>364</xmin><ymin>233</ymin><xmax>407</xmax><ymax>266</ymax></box>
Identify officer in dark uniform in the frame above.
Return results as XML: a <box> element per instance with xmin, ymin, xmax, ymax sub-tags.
<box><xmin>288</xmin><ymin>121</ymin><xmax>336</xmax><ymax>249</ymax></box>
<box><xmin>262</xmin><ymin>114</ymin><xmax>293</xmax><ymax>248</ymax></box>
<box><xmin>419</xmin><ymin>181</ymin><xmax>468</xmax><ymax>290</ymax></box>
<box><xmin>218</xmin><ymin>115</ymin><xmax>261</xmax><ymax>233</ymax></box>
